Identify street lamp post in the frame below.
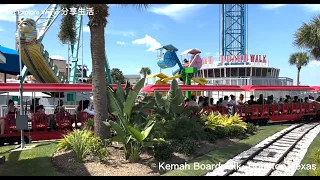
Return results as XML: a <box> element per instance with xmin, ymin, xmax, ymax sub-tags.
<box><xmin>17</xmin><ymin>23</ymin><xmax>25</xmax><ymax>149</ymax></box>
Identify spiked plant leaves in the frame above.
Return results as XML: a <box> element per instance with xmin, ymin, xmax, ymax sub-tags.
<box><xmin>155</xmin><ymin>91</ymin><xmax>165</xmax><ymax>107</ymax></box>
<box><xmin>116</xmin><ymin>82</ymin><xmax>125</xmax><ymax>103</ymax></box>
<box><xmin>166</xmin><ymin>79</ymin><xmax>184</xmax><ymax>114</ymax></box>
<box><xmin>123</xmin><ymin>78</ymin><xmax>145</xmax><ymax>121</ymax></box>
<box><xmin>128</xmin><ymin>120</ymin><xmax>156</xmax><ymax>142</ymax></box>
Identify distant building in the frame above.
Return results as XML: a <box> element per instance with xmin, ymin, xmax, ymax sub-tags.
<box><xmin>51</xmin><ymin>58</ymin><xmax>89</xmax><ymax>83</ymax></box>
<box><xmin>124</xmin><ymin>74</ymin><xmax>141</xmax><ymax>85</ymax></box>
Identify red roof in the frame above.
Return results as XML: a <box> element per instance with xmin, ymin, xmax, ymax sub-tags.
<box><xmin>0</xmin><ymin>83</ymin><xmax>128</xmax><ymax>92</ymax></box>
<box><xmin>140</xmin><ymin>85</ymin><xmax>244</xmax><ymax>92</ymax></box>
<box><xmin>242</xmin><ymin>85</ymin><xmax>315</xmax><ymax>92</ymax></box>
<box><xmin>311</xmin><ymin>86</ymin><xmax>320</xmax><ymax>92</ymax></box>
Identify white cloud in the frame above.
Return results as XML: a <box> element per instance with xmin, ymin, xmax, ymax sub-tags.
<box><xmin>132</xmin><ymin>35</ymin><xmax>161</xmax><ymax>52</ymax></box>
<box><xmin>136</xmin><ymin>68</ymin><xmax>141</xmax><ymax>72</ymax></box>
<box><xmin>0</xmin><ymin>4</ymin><xmax>38</xmax><ymax>22</ymax></box>
<box><xmin>83</xmin><ymin>26</ymin><xmax>90</xmax><ymax>32</ymax></box>
<box><xmin>260</xmin><ymin>4</ymin><xmax>287</xmax><ymax>9</ymax></box>
<box><xmin>50</xmin><ymin>55</ymin><xmax>65</xmax><ymax>60</ymax></box>
<box><xmin>83</xmin><ymin>25</ymin><xmax>135</xmax><ymax>37</ymax></box>
<box><xmin>206</xmin><ymin>52</ymin><xmax>211</xmax><ymax>55</ymax></box>
<box><xmin>0</xmin><ymin>28</ymin><xmax>3</xmax><ymax>32</ymax></box>
<box><xmin>301</xmin><ymin>4</ymin><xmax>320</xmax><ymax>12</ymax></box>
<box><xmin>310</xmin><ymin>72</ymin><xmax>317</xmax><ymax>76</ymax></box>
<box><xmin>216</xmin><ymin>52</ymin><xmax>220</xmax><ymax>56</ymax></box>
<box><xmin>116</xmin><ymin>41</ymin><xmax>125</xmax><ymax>45</ymax></box>
<box><xmin>107</xmin><ymin>30</ymin><xmax>135</xmax><ymax>37</ymax></box>
<box><xmin>309</xmin><ymin>60</ymin><xmax>320</xmax><ymax>67</ymax></box>
<box><xmin>152</xmin><ymin>24</ymin><xmax>164</xmax><ymax>30</ymax></box>
<box><xmin>150</xmin><ymin>4</ymin><xmax>208</xmax><ymax>21</ymax></box>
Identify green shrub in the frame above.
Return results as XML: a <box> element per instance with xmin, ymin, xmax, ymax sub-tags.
<box><xmin>58</xmin><ymin>129</ymin><xmax>110</xmax><ymax>162</ymax></box>
<box><xmin>171</xmin><ymin>138</ymin><xmax>199</xmax><ymax>155</ymax></box>
<box><xmin>153</xmin><ymin>141</ymin><xmax>174</xmax><ymax>160</ymax></box>
<box><xmin>311</xmin><ymin>149</ymin><xmax>320</xmax><ymax>176</ymax></box>
<box><xmin>245</xmin><ymin>123</ymin><xmax>258</xmax><ymax>135</ymax></box>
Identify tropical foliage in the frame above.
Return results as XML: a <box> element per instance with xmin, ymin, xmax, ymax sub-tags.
<box><xmin>294</xmin><ymin>14</ymin><xmax>320</xmax><ymax>60</ymax></box>
<box><xmin>289</xmin><ymin>52</ymin><xmax>310</xmax><ymax>85</ymax></box>
<box><xmin>139</xmin><ymin>67</ymin><xmax>151</xmax><ymax>78</ymax></box>
<box><xmin>110</xmin><ymin>68</ymin><xmax>126</xmax><ymax>84</ymax></box>
<box><xmin>58</xmin><ymin>4</ymin><xmax>150</xmax><ymax>140</ymax></box>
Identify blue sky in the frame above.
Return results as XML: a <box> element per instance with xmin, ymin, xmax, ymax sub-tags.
<box><xmin>0</xmin><ymin>4</ymin><xmax>320</xmax><ymax>85</ymax></box>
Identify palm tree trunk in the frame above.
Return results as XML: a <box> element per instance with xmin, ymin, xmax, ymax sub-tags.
<box><xmin>90</xmin><ymin>24</ymin><xmax>110</xmax><ymax>139</ymax></box>
<box><xmin>297</xmin><ymin>68</ymin><xmax>301</xmax><ymax>86</ymax></box>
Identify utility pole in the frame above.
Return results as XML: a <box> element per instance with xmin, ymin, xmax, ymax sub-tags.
<box><xmin>16</xmin><ymin>10</ymin><xmax>25</xmax><ymax>149</ymax></box>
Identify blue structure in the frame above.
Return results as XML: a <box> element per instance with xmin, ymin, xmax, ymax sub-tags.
<box><xmin>155</xmin><ymin>44</ymin><xmax>183</xmax><ymax>75</ymax></box>
<box><xmin>0</xmin><ymin>45</ymin><xmax>30</xmax><ymax>75</ymax></box>
<box><xmin>222</xmin><ymin>4</ymin><xmax>247</xmax><ymax>56</ymax></box>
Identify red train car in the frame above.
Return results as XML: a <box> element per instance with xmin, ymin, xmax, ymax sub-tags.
<box><xmin>0</xmin><ymin>83</ymin><xmax>127</xmax><ymax>145</ymax></box>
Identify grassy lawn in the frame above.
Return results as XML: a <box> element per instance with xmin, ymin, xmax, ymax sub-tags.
<box><xmin>295</xmin><ymin>134</ymin><xmax>320</xmax><ymax>176</ymax></box>
<box><xmin>0</xmin><ymin>125</ymin><xmax>288</xmax><ymax>176</ymax></box>
<box><xmin>163</xmin><ymin>125</ymin><xmax>287</xmax><ymax>176</ymax></box>
<box><xmin>0</xmin><ymin>141</ymin><xmax>64</xmax><ymax>176</ymax></box>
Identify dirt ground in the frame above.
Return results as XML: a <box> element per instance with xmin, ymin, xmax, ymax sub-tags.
<box><xmin>52</xmin><ymin>136</ymin><xmax>247</xmax><ymax>176</ymax></box>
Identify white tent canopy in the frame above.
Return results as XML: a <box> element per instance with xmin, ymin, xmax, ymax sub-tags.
<box><xmin>0</xmin><ymin>92</ymin><xmax>51</xmax><ymax>98</ymax></box>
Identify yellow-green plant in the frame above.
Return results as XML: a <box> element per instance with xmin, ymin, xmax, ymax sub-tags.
<box><xmin>57</xmin><ymin>129</ymin><xmax>110</xmax><ymax>162</ymax></box>
<box><xmin>201</xmin><ymin>112</ymin><xmax>247</xmax><ymax>137</ymax></box>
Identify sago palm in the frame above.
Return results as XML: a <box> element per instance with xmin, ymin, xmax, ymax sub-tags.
<box><xmin>289</xmin><ymin>52</ymin><xmax>310</xmax><ymax>86</ymax></box>
<box><xmin>294</xmin><ymin>14</ymin><xmax>320</xmax><ymax>60</ymax></box>
<box><xmin>58</xmin><ymin>4</ymin><xmax>150</xmax><ymax>139</ymax></box>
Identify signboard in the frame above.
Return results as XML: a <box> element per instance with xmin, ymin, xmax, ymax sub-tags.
<box><xmin>201</xmin><ymin>54</ymin><xmax>267</xmax><ymax>67</ymax></box>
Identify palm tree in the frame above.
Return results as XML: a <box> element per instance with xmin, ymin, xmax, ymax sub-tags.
<box><xmin>58</xmin><ymin>4</ymin><xmax>150</xmax><ymax>139</ymax></box>
<box><xmin>139</xmin><ymin>67</ymin><xmax>151</xmax><ymax>85</ymax></box>
<box><xmin>294</xmin><ymin>14</ymin><xmax>320</xmax><ymax>60</ymax></box>
<box><xmin>139</xmin><ymin>67</ymin><xmax>151</xmax><ymax>78</ymax></box>
<box><xmin>289</xmin><ymin>52</ymin><xmax>310</xmax><ymax>86</ymax></box>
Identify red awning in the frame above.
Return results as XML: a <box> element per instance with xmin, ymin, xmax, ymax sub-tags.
<box><xmin>242</xmin><ymin>85</ymin><xmax>315</xmax><ymax>92</ymax></box>
<box><xmin>0</xmin><ymin>83</ymin><xmax>128</xmax><ymax>92</ymax></box>
<box><xmin>140</xmin><ymin>85</ymin><xmax>244</xmax><ymax>92</ymax></box>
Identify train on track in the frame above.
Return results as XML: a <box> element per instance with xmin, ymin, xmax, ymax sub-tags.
<box><xmin>0</xmin><ymin>83</ymin><xmax>320</xmax><ymax>146</ymax></box>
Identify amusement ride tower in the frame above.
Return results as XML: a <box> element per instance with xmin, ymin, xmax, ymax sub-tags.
<box><xmin>221</xmin><ymin>4</ymin><xmax>248</xmax><ymax>56</ymax></box>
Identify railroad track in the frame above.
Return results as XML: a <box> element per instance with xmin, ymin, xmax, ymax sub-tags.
<box><xmin>206</xmin><ymin>122</ymin><xmax>320</xmax><ymax>176</ymax></box>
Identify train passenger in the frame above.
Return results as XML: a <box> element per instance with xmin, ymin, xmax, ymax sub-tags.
<box><xmin>203</xmin><ymin>97</ymin><xmax>209</xmax><ymax>107</ymax></box>
<box><xmin>209</xmin><ymin>98</ymin><xmax>214</xmax><ymax>106</ymax></box>
<box><xmin>237</xmin><ymin>94</ymin><xmax>245</xmax><ymax>105</ymax></box>
<box><xmin>189</xmin><ymin>95</ymin><xmax>198</xmax><ymax>107</ymax></box>
<box><xmin>83</xmin><ymin>100</ymin><xmax>95</xmax><ymax>116</ymax></box>
<box><xmin>293</xmin><ymin>96</ymin><xmax>299</xmax><ymax>103</ymax></box>
<box><xmin>278</xmin><ymin>97</ymin><xmax>284</xmax><ymax>104</ymax></box>
<box><xmin>7</xmin><ymin>99</ymin><xmax>17</xmax><ymax>115</ymax></box>
<box><xmin>257</xmin><ymin>94</ymin><xmax>266</xmax><ymax>104</ymax></box>
<box><xmin>54</xmin><ymin>100</ymin><xmax>65</xmax><ymax>114</ymax></box>
<box><xmin>221</xmin><ymin>96</ymin><xmax>229</xmax><ymax>108</ymax></box>
<box><xmin>198</xmin><ymin>96</ymin><xmax>204</xmax><ymax>107</ymax></box>
<box><xmin>228</xmin><ymin>95</ymin><xmax>238</xmax><ymax>106</ymax></box>
<box><xmin>247</xmin><ymin>95</ymin><xmax>256</xmax><ymax>105</ymax></box>
<box><xmin>217</xmin><ymin>98</ymin><xmax>223</xmax><ymax>106</ymax></box>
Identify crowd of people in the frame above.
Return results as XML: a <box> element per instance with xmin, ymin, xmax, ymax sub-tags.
<box><xmin>0</xmin><ymin>99</ymin><xmax>95</xmax><ymax>134</ymax></box>
<box><xmin>184</xmin><ymin>94</ymin><xmax>320</xmax><ymax>109</ymax></box>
